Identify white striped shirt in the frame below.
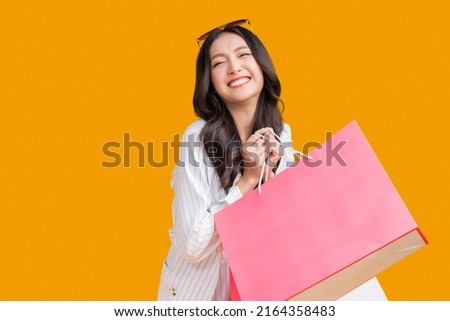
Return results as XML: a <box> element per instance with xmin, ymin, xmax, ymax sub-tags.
<box><xmin>157</xmin><ymin>119</ymin><xmax>294</xmax><ymax>300</ymax></box>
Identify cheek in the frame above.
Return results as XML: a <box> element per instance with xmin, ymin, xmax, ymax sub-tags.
<box><xmin>211</xmin><ymin>69</ymin><xmax>229</xmax><ymax>94</ymax></box>
<box><xmin>254</xmin><ymin>67</ymin><xmax>264</xmax><ymax>89</ymax></box>
<box><xmin>249</xmin><ymin>61</ymin><xmax>263</xmax><ymax>81</ymax></box>
<box><xmin>210</xmin><ymin>70</ymin><xmax>221</xmax><ymax>89</ymax></box>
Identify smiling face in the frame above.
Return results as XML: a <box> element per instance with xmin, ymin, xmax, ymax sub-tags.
<box><xmin>209</xmin><ymin>32</ymin><xmax>264</xmax><ymax>110</ymax></box>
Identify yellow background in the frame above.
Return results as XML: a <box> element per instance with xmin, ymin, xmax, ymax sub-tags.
<box><xmin>1</xmin><ymin>0</ymin><xmax>449</xmax><ymax>300</ymax></box>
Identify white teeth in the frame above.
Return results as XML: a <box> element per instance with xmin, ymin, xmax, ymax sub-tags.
<box><xmin>229</xmin><ymin>77</ymin><xmax>250</xmax><ymax>87</ymax></box>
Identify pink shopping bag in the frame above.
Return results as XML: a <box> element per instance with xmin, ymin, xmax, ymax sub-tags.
<box><xmin>214</xmin><ymin>121</ymin><xmax>427</xmax><ymax>301</ymax></box>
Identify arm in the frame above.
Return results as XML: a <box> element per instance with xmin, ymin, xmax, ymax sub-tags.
<box><xmin>171</xmin><ymin>128</ymin><xmax>242</xmax><ymax>263</ymax></box>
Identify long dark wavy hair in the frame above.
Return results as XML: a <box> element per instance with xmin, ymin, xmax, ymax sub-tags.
<box><xmin>193</xmin><ymin>26</ymin><xmax>284</xmax><ymax>193</ymax></box>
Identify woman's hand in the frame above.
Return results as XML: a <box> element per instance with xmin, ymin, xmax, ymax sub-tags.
<box><xmin>236</xmin><ymin>128</ymin><xmax>281</xmax><ymax>195</ymax></box>
<box><xmin>258</xmin><ymin>127</ymin><xmax>281</xmax><ymax>176</ymax></box>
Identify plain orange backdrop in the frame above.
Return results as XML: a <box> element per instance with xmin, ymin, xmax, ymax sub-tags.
<box><xmin>1</xmin><ymin>1</ymin><xmax>449</xmax><ymax>300</ymax></box>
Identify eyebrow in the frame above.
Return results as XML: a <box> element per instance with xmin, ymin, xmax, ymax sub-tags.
<box><xmin>210</xmin><ymin>46</ymin><xmax>250</xmax><ymax>61</ymax></box>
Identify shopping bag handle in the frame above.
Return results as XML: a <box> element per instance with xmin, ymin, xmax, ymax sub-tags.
<box><xmin>255</xmin><ymin>128</ymin><xmax>312</xmax><ymax>194</ymax></box>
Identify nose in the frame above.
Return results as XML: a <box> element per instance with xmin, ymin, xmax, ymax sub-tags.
<box><xmin>228</xmin><ymin>58</ymin><xmax>242</xmax><ymax>75</ymax></box>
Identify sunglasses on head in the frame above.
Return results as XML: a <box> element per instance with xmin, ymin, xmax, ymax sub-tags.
<box><xmin>196</xmin><ymin>19</ymin><xmax>253</xmax><ymax>46</ymax></box>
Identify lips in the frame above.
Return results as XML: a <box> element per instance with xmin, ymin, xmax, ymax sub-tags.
<box><xmin>228</xmin><ymin>77</ymin><xmax>250</xmax><ymax>88</ymax></box>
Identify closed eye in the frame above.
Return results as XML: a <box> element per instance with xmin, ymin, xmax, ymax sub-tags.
<box><xmin>212</xmin><ymin>61</ymin><xmax>225</xmax><ymax>68</ymax></box>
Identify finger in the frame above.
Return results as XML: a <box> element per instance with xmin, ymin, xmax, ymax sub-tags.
<box><xmin>255</xmin><ymin>127</ymin><xmax>277</xmax><ymax>137</ymax></box>
<box><xmin>242</xmin><ymin>137</ymin><xmax>264</xmax><ymax>157</ymax></box>
<box><xmin>257</xmin><ymin>131</ymin><xmax>278</xmax><ymax>144</ymax></box>
<box><xmin>254</xmin><ymin>128</ymin><xmax>271</xmax><ymax>136</ymax></box>
<box><xmin>252</xmin><ymin>137</ymin><xmax>265</xmax><ymax>147</ymax></box>
<box><xmin>251</xmin><ymin>147</ymin><xmax>267</xmax><ymax>161</ymax></box>
<box><xmin>268</xmin><ymin>139</ymin><xmax>280</xmax><ymax>154</ymax></box>
<box><xmin>266</xmin><ymin>127</ymin><xmax>282</xmax><ymax>143</ymax></box>
<box><xmin>246</xmin><ymin>133</ymin><xmax>261</xmax><ymax>144</ymax></box>
<box><xmin>242</xmin><ymin>142</ymin><xmax>265</xmax><ymax>161</ymax></box>
<box><xmin>261</xmin><ymin>133</ymin><xmax>277</xmax><ymax>149</ymax></box>
<box><xmin>263</xmin><ymin>127</ymin><xmax>274</xmax><ymax>136</ymax></box>
<box><xmin>267</xmin><ymin>141</ymin><xmax>281</xmax><ymax>165</ymax></box>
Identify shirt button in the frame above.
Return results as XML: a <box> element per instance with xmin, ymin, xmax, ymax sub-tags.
<box><xmin>168</xmin><ymin>287</ymin><xmax>176</xmax><ymax>296</ymax></box>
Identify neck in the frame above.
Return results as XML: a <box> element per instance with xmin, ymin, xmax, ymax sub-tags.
<box><xmin>226</xmin><ymin>101</ymin><xmax>257</xmax><ymax>142</ymax></box>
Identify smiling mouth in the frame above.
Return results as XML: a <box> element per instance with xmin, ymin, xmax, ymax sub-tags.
<box><xmin>228</xmin><ymin>77</ymin><xmax>250</xmax><ymax>88</ymax></box>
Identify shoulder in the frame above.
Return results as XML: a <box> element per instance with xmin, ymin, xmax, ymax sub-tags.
<box><xmin>182</xmin><ymin>119</ymin><xmax>206</xmax><ymax>137</ymax></box>
<box><xmin>280</xmin><ymin>122</ymin><xmax>292</xmax><ymax>142</ymax></box>
<box><xmin>176</xmin><ymin>119</ymin><xmax>207</xmax><ymax>163</ymax></box>
<box><xmin>282</xmin><ymin>122</ymin><xmax>291</xmax><ymax>134</ymax></box>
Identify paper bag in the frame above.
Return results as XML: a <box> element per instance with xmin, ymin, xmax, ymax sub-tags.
<box><xmin>214</xmin><ymin>121</ymin><xmax>427</xmax><ymax>301</ymax></box>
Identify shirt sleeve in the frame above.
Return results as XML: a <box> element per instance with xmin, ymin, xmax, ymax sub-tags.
<box><xmin>276</xmin><ymin>123</ymin><xmax>296</xmax><ymax>174</ymax></box>
<box><xmin>170</xmin><ymin>128</ymin><xmax>242</xmax><ymax>264</ymax></box>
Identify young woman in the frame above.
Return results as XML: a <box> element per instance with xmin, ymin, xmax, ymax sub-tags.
<box><xmin>157</xmin><ymin>21</ymin><xmax>386</xmax><ymax>301</ymax></box>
